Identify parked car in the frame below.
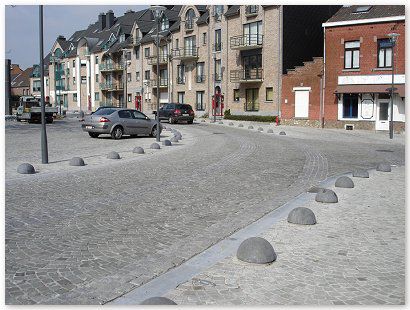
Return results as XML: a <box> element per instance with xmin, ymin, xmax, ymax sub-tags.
<box><xmin>82</xmin><ymin>108</ymin><xmax>162</xmax><ymax>139</ymax></box>
<box><xmin>156</xmin><ymin>103</ymin><xmax>195</xmax><ymax>124</ymax></box>
<box><xmin>92</xmin><ymin>106</ymin><xmax>117</xmax><ymax>114</ymax></box>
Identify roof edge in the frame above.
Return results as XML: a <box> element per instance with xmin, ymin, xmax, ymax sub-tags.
<box><xmin>323</xmin><ymin>15</ymin><xmax>405</xmax><ymax>27</ymax></box>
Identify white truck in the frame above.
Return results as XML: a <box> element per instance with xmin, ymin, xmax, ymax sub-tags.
<box><xmin>16</xmin><ymin>96</ymin><xmax>58</xmax><ymax>123</ymax></box>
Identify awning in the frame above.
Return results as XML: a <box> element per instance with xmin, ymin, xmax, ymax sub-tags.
<box><xmin>334</xmin><ymin>84</ymin><xmax>405</xmax><ymax>97</ymax></box>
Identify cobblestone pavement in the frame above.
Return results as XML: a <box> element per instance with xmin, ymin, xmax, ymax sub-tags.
<box><xmin>5</xmin><ymin>118</ymin><xmax>405</xmax><ymax>304</ymax></box>
<box><xmin>166</xmin><ymin>166</ymin><xmax>405</xmax><ymax>305</ymax></box>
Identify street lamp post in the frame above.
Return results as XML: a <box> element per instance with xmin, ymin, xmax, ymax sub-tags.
<box><xmin>39</xmin><ymin>5</ymin><xmax>48</xmax><ymax>163</ymax></box>
<box><xmin>387</xmin><ymin>32</ymin><xmax>399</xmax><ymax>139</ymax></box>
<box><xmin>151</xmin><ymin>5</ymin><xmax>166</xmax><ymax>143</ymax></box>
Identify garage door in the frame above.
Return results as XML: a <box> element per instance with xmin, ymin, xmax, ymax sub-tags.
<box><xmin>160</xmin><ymin>91</ymin><xmax>168</xmax><ymax>104</ymax></box>
<box><xmin>294</xmin><ymin>88</ymin><xmax>310</xmax><ymax>118</ymax></box>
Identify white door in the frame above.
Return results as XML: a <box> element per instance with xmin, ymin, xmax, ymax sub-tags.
<box><xmin>294</xmin><ymin>90</ymin><xmax>309</xmax><ymax>118</ymax></box>
<box><xmin>376</xmin><ymin>101</ymin><xmax>390</xmax><ymax>131</ymax></box>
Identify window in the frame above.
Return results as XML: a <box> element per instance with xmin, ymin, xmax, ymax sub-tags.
<box><xmin>342</xmin><ymin>94</ymin><xmax>358</xmax><ymax>118</ymax></box>
<box><xmin>377</xmin><ymin>39</ymin><xmax>392</xmax><ymax>68</ymax></box>
<box><xmin>127</xmin><ymin>73</ymin><xmax>131</xmax><ymax>82</ymax></box>
<box><xmin>196</xmin><ymin>91</ymin><xmax>205</xmax><ymax>110</ymax></box>
<box><xmin>214</xmin><ymin>59</ymin><xmax>222</xmax><ymax>81</ymax></box>
<box><xmin>33</xmin><ymin>80</ymin><xmax>41</xmax><ymax>92</ymax></box>
<box><xmin>160</xmin><ymin>16</ymin><xmax>169</xmax><ymax>31</ymax></box>
<box><xmin>184</xmin><ymin>36</ymin><xmax>196</xmax><ymax>56</ymax></box>
<box><xmin>135</xmin><ymin>47</ymin><xmax>140</xmax><ymax>59</ymax></box>
<box><xmin>73</xmin><ymin>77</ymin><xmax>76</xmax><ymax>84</ymax></box>
<box><xmin>128</xmin><ymin>94</ymin><xmax>132</xmax><ymax>102</ymax></box>
<box><xmin>81</xmin><ymin>62</ymin><xmax>86</xmax><ymax>67</ymax></box>
<box><xmin>266</xmin><ymin>87</ymin><xmax>273</xmax><ymax>101</ymax></box>
<box><xmin>73</xmin><ymin>93</ymin><xmax>77</xmax><ymax>102</ymax></box>
<box><xmin>234</xmin><ymin>89</ymin><xmax>240</xmax><ymax>101</ymax></box>
<box><xmin>95</xmin><ymin>74</ymin><xmax>99</xmax><ymax>83</ymax></box>
<box><xmin>73</xmin><ymin>60</ymin><xmax>76</xmax><ymax>66</ymax></box>
<box><xmin>185</xmin><ymin>9</ymin><xmax>195</xmax><ymax>29</ymax></box>
<box><xmin>177</xmin><ymin>65</ymin><xmax>185</xmax><ymax>84</ymax></box>
<box><xmin>245</xmin><ymin>5</ymin><xmax>258</xmax><ymax>15</ymax></box>
<box><xmin>95</xmin><ymin>92</ymin><xmax>100</xmax><ymax>101</ymax></box>
<box><xmin>46</xmin><ymin>79</ymin><xmax>49</xmax><ymax>86</ymax></box>
<box><xmin>145</xmin><ymin>70</ymin><xmax>150</xmax><ymax>80</ymax></box>
<box><xmin>344</xmin><ymin>41</ymin><xmax>360</xmax><ymax>69</ymax></box>
<box><xmin>203</xmin><ymin>33</ymin><xmax>207</xmax><ymax>45</ymax></box>
<box><xmin>196</xmin><ymin>62</ymin><xmax>205</xmax><ymax>82</ymax></box>
<box><xmin>215</xmin><ymin>29</ymin><xmax>222</xmax><ymax>51</ymax></box>
<box><xmin>126</xmin><ymin>51</ymin><xmax>131</xmax><ymax>61</ymax></box>
<box><xmin>243</xmin><ymin>21</ymin><xmax>263</xmax><ymax>45</ymax></box>
<box><xmin>118</xmin><ymin>110</ymin><xmax>133</xmax><ymax>118</ymax></box>
<box><xmin>214</xmin><ymin>5</ymin><xmax>224</xmax><ymax>20</ymax></box>
<box><xmin>245</xmin><ymin>88</ymin><xmax>259</xmax><ymax>111</ymax></box>
<box><xmin>175</xmin><ymin>39</ymin><xmax>179</xmax><ymax>48</ymax></box>
<box><xmin>95</xmin><ymin>56</ymin><xmax>99</xmax><ymax>64</ymax></box>
<box><xmin>81</xmin><ymin>76</ymin><xmax>86</xmax><ymax>84</ymax></box>
<box><xmin>136</xmin><ymin>71</ymin><xmax>140</xmax><ymax>81</ymax></box>
<box><xmin>144</xmin><ymin>47</ymin><xmax>150</xmax><ymax>58</ymax></box>
<box><xmin>132</xmin><ymin>110</ymin><xmax>147</xmax><ymax>119</ymax></box>
<box><xmin>120</xmin><ymin>34</ymin><xmax>125</xmax><ymax>43</ymax></box>
<box><xmin>178</xmin><ymin>92</ymin><xmax>185</xmax><ymax>104</ymax></box>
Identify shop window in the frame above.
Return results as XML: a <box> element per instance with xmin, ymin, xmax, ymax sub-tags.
<box><xmin>342</xmin><ymin>94</ymin><xmax>358</xmax><ymax>118</ymax></box>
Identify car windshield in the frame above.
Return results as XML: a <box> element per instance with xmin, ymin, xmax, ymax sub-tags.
<box><xmin>93</xmin><ymin>108</ymin><xmax>117</xmax><ymax>115</ymax></box>
<box><xmin>176</xmin><ymin>104</ymin><xmax>192</xmax><ymax>110</ymax></box>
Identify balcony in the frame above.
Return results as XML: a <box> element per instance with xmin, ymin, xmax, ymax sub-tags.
<box><xmin>171</xmin><ymin>47</ymin><xmax>199</xmax><ymax>60</ymax></box>
<box><xmin>99</xmin><ymin>82</ymin><xmax>124</xmax><ymax>91</ymax></box>
<box><xmin>230</xmin><ymin>34</ymin><xmax>263</xmax><ymax>50</ymax></box>
<box><xmin>230</xmin><ymin>68</ymin><xmax>263</xmax><ymax>83</ymax></box>
<box><xmin>185</xmin><ymin>20</ymin><xmax>194</xmax><ymax>31</ymax></box>
<box><xmin>245</xmin><ymin>5</ymin><xmax>259</xmax><ymax>17</ymax></box>
<box><xmin>147</xmin><ymin>54</ymin><xmax>169</xmax><ymax>65</ymax></box>
<box><xmin>151</xmin><ymin>78</ymin><xmax>169</xmax><ymax>88</ymax></box>
<box><xmin>213</xmin><ymin>73</ymin><xmax>223</xmax><ymax>82</ymax></box>
<box><xmin>177</xmin><ymin>77</ymin><xmax>186</xmax><ymax>85</ymax></box>
<box><xmin>195</xmin><ymin>75</ymin><xmax>206</xmax><ymax>83</ymax></box>
<box><xmin>55</xmin><ymin>69</ymin><xmax>65</xmax><ymax>77</ymax></box>
<box><xmin>213</xmin><ymin>42</ymin><xmax>222</xmax><ymax>52</ymax></box>
<box><xmin>99</xmin><ymin>63</ymin><xmax>124</xmax><ymax>72</ymax></box>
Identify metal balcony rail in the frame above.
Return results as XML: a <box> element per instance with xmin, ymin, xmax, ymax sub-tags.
<box><xmin>185</xmin><ymin>20</ymin><xmax>194</xmax><ymax>30</ymax></box>
<box><xmin>213</xmin><ymin>73</ymin><xmax>223</xmax><ymax>82</ymax></box>
<box><xmin>99</xmin><ymin>82</ymin><xmax>124</xmax><ymax>90</ymax></box>
<box><xmin>133</xmin><ymin>37</ymin><xmax>141</xmax><ymax>45</ymax></box>
<box><xmin>147</xmin><ymin>54</ymin><xmax>169</xmax><ymax>65</ymax></box>
<box><xmin>177</xmin><ymin>76</ymin><xmax>186</xmax><ymax>84</ymax></box>
<box><xmin>151</xmin><ymin>78</ymin><xmax>169</xmax><ymax>87</ymax></box>
<box><xmin>230</xmin><ymin>68</ymin><xmax>263</xmax><ymax>82</ymax></box>
<box><xmin>195</xmin><ymin>75</ymin><xmax>206</xmax><ymax>83</ymax></box>
<box><xmin>245</xmin><ymin>5</ymin><xmax>259</xmax><ymax>16</ymax></box>
<box><xmin>99</xmin><ymin>63</ymin><xmax>124</xmax><ymax>71</ymax></box>
<box><xmin>66</xmin><ymin>68</ymin><xmax>70</xmax><ymax>76</ymax></box>
<box><xmin>172</xmin><ymin>47</ymin><xmax>199</xmax><ymax>59</ymax></box>
<box><xmin>32</xmin><ymin>87</ymin><xmax>41</xmax><ymax>92</ymax></box>
<box><xmin>230</xmin><ymin>34</ymin><xmax>264</xmax><ymax>49</ymax></box>
<box><xmin>213</xmin><ymin>42</ymin><xmax>222</xmax><ymax>52</ymax></box>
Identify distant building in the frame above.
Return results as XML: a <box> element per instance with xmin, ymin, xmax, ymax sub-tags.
<box><xmin>11</xmin><ymin>66</ymin><xmax>33</xmax><ymax>96</ymax></box>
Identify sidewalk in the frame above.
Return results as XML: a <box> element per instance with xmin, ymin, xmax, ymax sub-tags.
<box><xmin>162</xmin><ymin>165</ymin><xmax>405</xmax><ymax>305</ymax></box>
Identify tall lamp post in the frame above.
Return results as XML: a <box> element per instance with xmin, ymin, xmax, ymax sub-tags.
<box><xmin>387</xmin><ymin>32</ymin><xmax>399</xmax><ymax>139</ymax></box>
<box><xmin>39</xmin><ymin>5</ymin><xmax>48</xmax><ymax>163</ymax></box>
<box><xmin>151</xmin><ymin>5</ymin><xmax>166</xmax><ymax>143</ymax></box>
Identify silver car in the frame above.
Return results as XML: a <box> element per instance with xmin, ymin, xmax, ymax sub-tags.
<box><xmin>82</xmin><ymin>108</ymin><xmax>162</xmax><ymax>139</ymax></box>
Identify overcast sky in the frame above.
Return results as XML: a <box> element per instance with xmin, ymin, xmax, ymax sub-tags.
<box><xmin>5</xmin><ymin>5</ymin><xmax>148</xmax><ymax>69</ymax></box>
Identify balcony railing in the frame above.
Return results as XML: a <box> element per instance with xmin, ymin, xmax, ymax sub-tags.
<box><xmin>177</xmin><ymin>77</ymin><xmax>186</xmax><ymax>84</ymax></box>
<box><xmin>230</xmin><ymin>34</ymin><xmax>263</xmax><ymax>50</ymax></box>
<box><xmin>196</xmin><ymin>75</ymin><xmax>206</xmax><ymax>83</ymax></box>
<box><xmin>171</xmin><ymin>47</ymin><xmax>199</xmax><ymax>60</ymax></box>
<box><xmin>32</xmin><ymin>87</ymin><xmax>41</xmax><ymax>92</ymax></box>
<box><xmin>213</xmin><ymin>73</ymin><xmax>223</xmax><ymax>82</ymax></box>
<box><xmin>151</xmin><ymin>78</ymin><xmax>169</xmax><ymax>88</ymax></box>
<box><xmin>147</xmin><ymin>54</ymin><xmax>169</xmax><ymax>65</ymax></box>
<box><xmin>66</xmin><ymin>68</ymin><xmax>70</xmax><ymax>76</ymax></box>
<box><xmin>99</xmin><ymin>82</ymin><xmax>124</xmax><ymax>91</ymax></box>
<box><xmin>99</xmin><ymin>63</ymin><xmax>124</xmax><ymax>72</ymax></box>
<box><xmin>185</xmin><ymin>20</ymin><xmax>194</xmax><ymax>30</ymax></box>
<box><xmin>55</xmin><ymin>69</ymin><xmax>65</xmax><ymax>77</ymax></box>
<box><xmin>230</xmin><ymin>68</ymin><xmax>263</xmax><ymax>83</ymax></box>
<box><xmin>245</xmin><ymin>5</ymin><xmax>259</xmax><ymax>16</ymax></box>
<box><xmin>213</xmin><ymin>42</ymin><xmax>222</xmax><ymax>52</ymax></box>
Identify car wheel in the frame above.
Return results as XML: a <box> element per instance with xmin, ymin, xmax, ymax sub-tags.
<box><xmin>168</xmin><ymin>116</ymin><xmax>174</xmax><ymax>124</ymax></box>
<box><xmin>111</xmin><ymin>126</ymin><xmax>123</xmax><ymax>140</ymax></box>
<box><xmin>89</xmin><ymin>132</ymin><xmax>99</xmax><ymax>138</ymax></box>
<box><xmin>150</xmin><ymin>125</ymin><xmax>158</xmax><ymax>137</ymax></box>
<box><xmin>187</xmin><ymin>120</ymin><xmax>193</xmax><ymax>124</ymax></box>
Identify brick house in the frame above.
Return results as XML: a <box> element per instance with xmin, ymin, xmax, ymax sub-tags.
<box><xmin>323</xmin><ymin>5</ymin><xmax>405</xmax><ymax>131</ymax></box>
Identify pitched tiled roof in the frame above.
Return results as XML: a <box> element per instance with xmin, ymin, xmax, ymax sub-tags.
<box><xmin>225</xmin><ymin>5</ymin><xmax>240</xmax><ymax>17</ymax></box>
<box><xmin>197</xmin><ymin>10</ymin><xmax>209</xmax><ymax>25</ymax></box>
<box><xmin>11</xmin><ymin>67</ymin><xmax>33</xmax><ymax>88</ymax></box>
<box><xmin>326</xmin><ymin>5</ymin><xmax>405</xmax><ymax>23</ymax></box>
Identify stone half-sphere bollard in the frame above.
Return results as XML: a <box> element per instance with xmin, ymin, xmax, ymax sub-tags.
<box><xmin>352</xmin><ymin>168</ymin><xmax>369</xmax><ymax>178</ymax></box>
<box><xmin>238</xmin><ymin>123</ymin><xmax>244</xmax><ymax>127</ymax></box>
<box><xmin>170</xmin><ymin>136</ymin><xmax>179</xmax><ymax>143</ymax></box>
<box><xmin>218</xmin><ymin>121</ymin><xmax>224</xmax><ymax>124</ymax></box>
<box><xmin>267</xmin><ymin>128</ymin><xmax>274</xmax><ymax>133</ymax></box>
<box><xmin>150</xmin><ymin>143</ymin><xmax>161</xmax><ymax>150</ymax></box>
<box><xmin>107</xmin><ymin>151</ymin><xmax>121</xmax><ymax>159</ymax></box>
<box><xmin>133</xmin><ymin>146</ymin><xmax>145</xmax><ymax>154</ymax></box>
<box><xmin>69</xmin><ymin>157</ymin><xmax>85</xmax><ymax>166</ymax></box>
<box><xmin>308</xmin><ymin>186</ymin><xmax>324</xmax><ymax>193</ymax></box>
<box><xmin>17</xmin><ymin>163</ymin><xmax>35</xmax><ymax>174</ymax></box>
<box><xmin>248</xmin><ymin>125</ymin><xmax>254</xmax><ymax>129</ymax></box>
<box><xmin>315</xmin><ymin>189</ymin><xmax>338</xmax><ymax>203</ymax></box>
<box><xmin>257</xmin><ymin>127</ymin><xmax>263</xmax><ymax>131</ymax></box>
<box><xmin>140</xmin><ymin>297</ymin><xmax>177</xmax><ymax>305</ymax></box>
<box><xmin>287</xmin><ymin>207</ymin><xmax>316</xmax><ymax>225</ymax></box>
<box><xmin>237</xmin><ymin>237</ymin><xmax>277</xmax><ymax>264</ymax></box>
<box><xmin>335</xmin><ymin>176</ymin><xmax>354</xmax><ymax>188</ymax></box>
<box><xmin>201</xmin><ymin>119</ymin><xmax>206</xmax><ymax>122</ymax></box>
<box><xmin>174</xmin><ymin>134</ymin><xmax>182</xmax><ymax>140</ymax></box>
<box><xmin>229</xmin><ymin>122</ymin><xmax>234</xmax><ymax>126</ymax></box>
<box><xmin>376</xmin><ymin>163</ymin><xmax>391</xmax><ymax>172</ymax></box>
<box><xmin>163</xmin><ymin>139</ymin><xmax>172</xmax><ymax>146</ymax></box>
<box><xmin>279</xmin><ymin>131</ymin><xmax>286</xmax><ymax>135</ymax></box>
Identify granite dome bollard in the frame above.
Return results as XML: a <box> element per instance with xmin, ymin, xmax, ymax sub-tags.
<box><xmin>238</xmin><ymin>123</ymin><xmax>244</xmax><ymax>127</ymax></box>
<box><xmin>69</xmin><ymin>157</ymin><xmax>85</xmax><ymax>166</ymax></box>
<box><xmin>287</xmin><ymin>207</ymin><xmax>316</xmax><ymax>225</ymax></box>
<box><xmin>248</xmin><ymin>125</ymin><xmax>254</xmax><ymax>129</ymax></box>
<box><xmin>279</xmin><ymin>131</ymin><xmax>286</xmax><ymax>135</ymax></box>
<box><xmin>352</xmin><ymin>168</ymin><xmax>369</xmax><ymax>178</ymax></box>
<box><xmin>170</xmin><ymin>136</ymin><xmax>179</xmax><ymax>143</ymax></box>
<box><xmin>257</xmin><ymin>127</ymin><xmax>263</xmax><ymax>131</ymax></box>
<box><xmin>201</xmin><ymin>119</ymin><xmax>206</xmax><ymax>122</ymax></box>
<box><xmin>267</xmin><ymin>128</ymin><xmax>274</xmax><ymax>133</ymax></box>
<box><xmin>315</xmin><ymin>189</ymin><xmax>338</xmax><ymax>203</ymax></box>
<box><xmin>133</xmin><ymin>146</ymin><xmax>145</xmax><ymax>154</ymax></box>
<box><xmin>335</xmin><ymin>176</ymin><xmax>354</xmax><ymax>188</ymax></box>
<box><xmin>140</xmin><ymin>297</ymin><xmax>177</xmax><ymax>305</ymax></box>
<box><xmin>107</xmin><ymin>151</ymin><xmax>121</xmax><ymax>159</ymax></box>
<box><xmin>218</xmin><ymin>121</ymin><xmax>224</xmax><ymax>124</ymax></box>
<box><xmin>150</xmin><ymin>143</ymin><xmax>161</xmax><ymax>149</ymax></box>
<box><xmin>163</xmin><ymin>139</ymin><xmax>172</xmax><ymax>146</ymax></box>
<box><xmin>376</xmin><ymin>163</ymin><xmax>391</xmax><ymax>172</ymax></box>
<box><xmin>308</xmin><ymin>186</ymin><xmax>324</xmax><ymax>193</ymax></box>
<box><xmin>229</xmin><ymin>122</ymin><xmax>234</xmax><ymax>126</ymax></box>
<box><xmin>17</xmin><ymin>163</ymin><xmax>35</xmax><ymax>174</ymax></box>
<box><xmin>237</xmin><ymin>237</ymin><xmax>277</xmax><ymax>264</ymax></box>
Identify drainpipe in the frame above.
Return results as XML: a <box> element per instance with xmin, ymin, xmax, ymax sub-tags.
<box><xmin>277</xmin><ymin>5</ymin><xmax>282</xmax><ymax>120</ymax></box>
<box><xmin>321</xmin><ymin>26</ymin><xmax>326</xmax><ymax>128</ymax></box>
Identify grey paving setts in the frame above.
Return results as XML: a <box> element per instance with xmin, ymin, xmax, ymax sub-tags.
<box><xmin>17</xmin><ymin>163</ymin><xmax>35</xmax><ymax>174</ymax></box>
<box><xmin>315</xmin><ymin>189</ymin><xmax>338</xmax><ymax>203</ymax></box>
<box><xmin>352</xmin><ymin>168</ymin><xmax>369</xmax><ymax>178</ymax></box>
<box><xmin>69</xmin><ymin>157</ymin><xmax>85</xmax><ymax>166</ymax></box>
<box><xmin>107</xmin><ymin>151</ymin><xmax>121</xmax><ymax>159</ymax></box>
<box><xmin>376</xmin><ymin>163</ymin><xmax>391</xmax><ymax>172</ymax></box>
<box><xmin>287</xmin><ymin>207</ymin><xmax>316</xmax><ymax>225</ymax></box>
<box><xmin>335</xmin><ymin>176</ymin><xmax>354</xmax><ymax>188</ymax></box>
<box><xmin>237</xmin><ymin>237</ymin><xmax>276</xmax><ymax>264</ymax></box>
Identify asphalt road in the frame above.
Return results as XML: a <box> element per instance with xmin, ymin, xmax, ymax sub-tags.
<box><xmin>5</xmin><ymin>118</ymin><xmax>405</xmax><ymax>304</ymax></box>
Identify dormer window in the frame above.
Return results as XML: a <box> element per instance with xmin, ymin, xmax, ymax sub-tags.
<box><xmin>214</xmin><ymin>5</ymin><xmax>224</xmax><ymax>21</ymax></box>
<box><xmin>185</xmin><ymin>9</ymin><xmax>195</xmax><ymax>30</ymax></box>
<box><xmin>160</xmin><ymin>16</ymin><xmax>169</xmax><ymax>31</ymax></box>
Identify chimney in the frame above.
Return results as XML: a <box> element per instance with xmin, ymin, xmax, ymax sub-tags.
<box><xmin>105</xmin><ymin>10</ymin><xmax>115</xmax><ymax>29</ymax></box>
<box><xmin>126</xmin><ymin>9</ymin><xmax>134</xmax><ymax>14</ymax></box>
<box><xmin>98</xmin><ymin>12</ymin><xmax>106</xmax><ymax>31</ymax></box>
<box><xmin>57</xmin><ymin>35</ymin><xmax>66</xmax><ymax>41</ymax></box>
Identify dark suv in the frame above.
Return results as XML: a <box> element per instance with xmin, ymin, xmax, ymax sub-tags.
<box><xmin>158</xmin><ymin>103</ymin><xmax>195</xmax><ymax>124</ymax></box>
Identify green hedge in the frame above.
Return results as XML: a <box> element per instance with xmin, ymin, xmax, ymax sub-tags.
<box><xmin>223</xmin><ymin>109</ymin><xmax>278</xmax><ymax>123</ymax></box>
